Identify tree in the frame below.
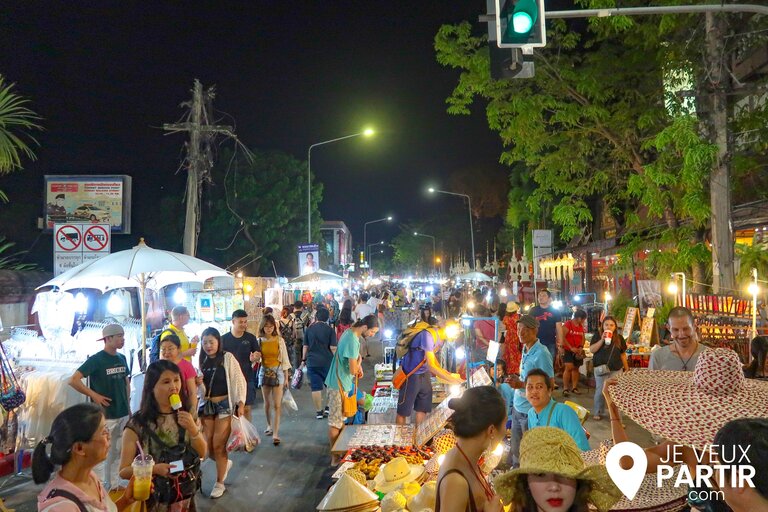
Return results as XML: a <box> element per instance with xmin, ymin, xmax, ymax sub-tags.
<box><xmin>435</xmin><ymin>2</ymin><xmax>767</xmax><ymax>290</ymax></box>
<box><xmin>0</xmin><ymin>75</ymin><xmax>41</xmax><ymax>202</ymax></box>
<box><xmin>197</xmin><ymin>149</ymin><xmax>323</xmax><ymax>275</ymax></box>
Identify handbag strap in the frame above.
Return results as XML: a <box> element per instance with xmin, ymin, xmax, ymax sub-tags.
<box><xmin>202</xmin><ymin>356</ymin><xmax>219</xmax><ymax>400</ymax></box>
<box><xmin>45</xmin><ymin>489</ymin><xmax>88</xmax><ymax>512</ymax></box>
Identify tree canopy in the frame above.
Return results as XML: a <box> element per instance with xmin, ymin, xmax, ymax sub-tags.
<box><xmin>434</xmin><ymin>0</ymin><xmax>768</xmax><ymax>286</ymax></box>
<box><xmin>0</xmin><ymin>75</ymin><xmax>41</xmax><ymax>202</ymax></box>
<box><xmin>197</xmin><ymin>148</ymin><xmax>323</xmax><ymax>275</ymax></box>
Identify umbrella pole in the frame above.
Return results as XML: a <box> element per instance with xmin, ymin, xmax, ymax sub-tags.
<box><xmin>140</xmin><ymin>276</ymin><xmax>147</xmax><ymax>370</ymax></box>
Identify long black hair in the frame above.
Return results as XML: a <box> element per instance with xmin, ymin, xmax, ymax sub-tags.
<box><xmin>135</xmin><ymin>360</ymin><xmax>189</xmax><ymax>426</ymax></box>
<box><xmin>32</xmin><ymin>403</ymin><xmax>104</xmax><ymax>484</ymax></box>
<box><xmin>199</xmin><ymin>326</ymin><xmax>224</xmax><ymax>368</ymax></box>
<box><xmin>339</xmin><ymin>299</ymin><xmax>353</xmax><ymax>326</ymax></box>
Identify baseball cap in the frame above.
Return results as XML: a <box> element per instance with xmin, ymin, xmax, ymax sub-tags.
<box><xmin>101</xmin><ymin>324</ymin><xmax>124</xmax><ymax>339</ymax></box>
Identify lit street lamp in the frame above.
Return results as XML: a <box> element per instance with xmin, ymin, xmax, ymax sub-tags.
<box><xmin>428</xmin><ymin>187</ymin><xmax>475</xmax><ymax>269</ymax></box>
<box><xmin>363</xmin><ymin>216</ymin><xmax>393</xmax><ymax>269</ymax></box>
<box><xmin>748</xmin><ymin>268</ymin><xmax>760</xmax><ymax>339</ymax></box>
<box><xmin>307</xmin><ymin>128</ymin><xmax>374</xmax><ymax>242</ymax></box>
<box><xmin>667</xmin><ymin>272</ymin><xmax>687</xmax><ymax>307</ymax></box>
<box><xmin>413</xmin><ymin>231</ymin><xmax>436</xmax><ymax>276</ymax></box>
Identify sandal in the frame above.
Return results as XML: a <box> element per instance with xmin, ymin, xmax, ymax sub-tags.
<box><xmin>264</xmin><ymin>427</ymin><xmax>273</xmax><ymax>436</ymax></box>
<box><xmin>571</xmin><ymin>388</ymin><xmax>581</xmax><ymax>394</ymax></box>
<box><xmin>273</xmin><ymin>437</ymin><xmax>281</xmax><ymax>446</ymax></box>
<box><xmin>562</xmin><ymin>390</ymin><xmax>570</xmax><ymax>397</ymax></box>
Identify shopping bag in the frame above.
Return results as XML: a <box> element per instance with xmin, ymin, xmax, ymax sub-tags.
<box><xmin>291</xmin><ymin>364</ymin><xmax>304</xmax><ymax>389</ymax></box>
<box><xmin>226</xmin><ymin>415</ymin><xmax>261</xmax><ymax>452</ymax></box>
<box><xmin>282</xmin><ymin>389</ymin><xmax>298</xmax><ymax>412</ymax></box>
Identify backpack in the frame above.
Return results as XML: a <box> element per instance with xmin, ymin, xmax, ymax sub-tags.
<box><xmin>395</xmin><ymin>321</ymin><xmax>438</xmax><ymax>360</ymax></box>
<box><xmin>280</xmin><ymin>318</ymin><xmax>295</xmax><ymax>342</ymax></box>
<box><xmin>149</xmin><ymin>328</ymin><xmax>174</xmax><ymax>364</ymax></box>
<box><xmin>292</xmin><ymin>310</ymin><xmax>310</xmax><ymax>341</ymax></box>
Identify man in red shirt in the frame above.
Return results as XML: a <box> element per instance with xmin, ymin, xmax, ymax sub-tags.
<box><xmin>561</xmin><ymin>309</ymin><xmax>587</xmax><ymax>396</ymax></box>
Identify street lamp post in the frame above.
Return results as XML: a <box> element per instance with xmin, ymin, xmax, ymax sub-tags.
<box><xmin>428</xmin><ymin>188</ymin><xmax>475</xmax><ymax>270</ymax></box>
<box><xmin>367</xmin><ymin>241</ymin><xmax>384</xmax><ymax>271</ymax></box>
<box><xmin>667</xmin><ymin>272</ymin><xmax>687</xmax><ymax>307</ymax></box>
<box><xmin>363</xmin><ymin>216</ymin><xmax>393</xmax><ymax>270</ymax></box>
<box><xmin>307</xmin><ymin>128</ymin><xmax>374</xmax><ymax>242</ymax></box>
<box><xmin>748</xmin><ymin>268</ymin><xmax>760</xmax><ymax>340</ymax></box>
<box><xmin>413</xmin><ymin>232</ymin><xmax>436</xmax><ymax>276</ymax></box>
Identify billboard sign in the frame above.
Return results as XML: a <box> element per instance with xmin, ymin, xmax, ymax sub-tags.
<box><xmin>297</xmin><ymin>243</ymin><xmax>320</xmax><ymax>276</ymax></box>
<box><xmin>44</xmin><ymin>175</ymin><xmax>132</xmax><ymax>233</ymax></box>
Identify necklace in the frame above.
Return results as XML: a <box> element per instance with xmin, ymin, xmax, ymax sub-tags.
<box><xmin>674</xmin><ymin>343</ymin><xmax>697</xmax><ymax>370</ymax></box>
<box><xmin>455</xmin><ymin>444</ymin><xmax>495</xmax><ymax>500</ymax></box>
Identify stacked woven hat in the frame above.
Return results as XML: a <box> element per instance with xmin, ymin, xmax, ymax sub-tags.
<box><xmin>317</xmin><ymin>473</ymin><xmax>380</xmax><ymax>511</ymax></box>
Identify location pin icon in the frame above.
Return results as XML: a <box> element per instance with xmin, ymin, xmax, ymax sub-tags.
<box><xmin>605</xmin><ymin>442</ymin><xmax>648</xmax><ymax>500</ymax></box>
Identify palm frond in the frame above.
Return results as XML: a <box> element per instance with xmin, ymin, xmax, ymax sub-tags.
<box><xmin>0</xmin><ymin>75</ymin><xmax>43</xmax><ymax>175</ymax></box>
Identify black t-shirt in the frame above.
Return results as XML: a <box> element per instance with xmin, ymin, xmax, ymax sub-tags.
<box><xmin>201</xmin><ymin>355</ymin><xmax>228</xmax><ymax>397</ymax></box>
<box><xmin>222</xmin><ymin>331</ymin><xmax>260</xmax><ymax>383</ymax></box>
<box><xmin>303</xmin><ymin>322</ymin><xmax>337</xmax><ymax>368</ymax></box>
<box><xmin>591</xmin><ymin>332</ymin><xmax>627</xmax><ymax>371</ymax></box>
<box><xmin>530</xmin><ymin>305</ymin><xmax>559</xmax><ymax>348</ymax></box>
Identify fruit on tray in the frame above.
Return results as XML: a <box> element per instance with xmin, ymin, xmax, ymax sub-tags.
<box><xmin>347</xmin><ymin>445</ymin><xmax>433</xmax><ymax>465</ymax></box>
<box><xmin>353</xmin><ymin>458</ymin><xmax>384</xmax><ymax>480</ymax></box>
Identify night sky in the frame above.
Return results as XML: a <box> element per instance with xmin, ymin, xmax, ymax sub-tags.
<box><xmin>0</xmin><ymin>2</ymin><xmax>507</xmax><ymax>269</ymax></box>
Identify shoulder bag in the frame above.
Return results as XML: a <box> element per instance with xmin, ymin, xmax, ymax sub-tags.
<box><xmin>593</xmin><ymin>342</ymin><xmax>617</xmax><ymax>377</ymax></box>
<box><xmin>137</xmin><ymin>418</ymin><xmax>202</xmax><ymax>504</ymax></box>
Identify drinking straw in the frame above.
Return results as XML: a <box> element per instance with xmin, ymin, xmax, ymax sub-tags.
<box><xmin>136</xmin><ymin>440</ymin><xmax>146</xmax><ymax>460</ymax></box>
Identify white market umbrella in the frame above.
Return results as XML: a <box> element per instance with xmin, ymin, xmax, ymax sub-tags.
<box><xmin>288</xmin><ymin>269</ymin><xmax>345</xmax><ymax>284</ymax></box>
<box><xmin>457</xmin><ymin>271</ymin><xmax>494</xmax><ymax>282</ymax></box>
<box><xmin>37</xmin><ymin>239</ymin><xmax>231</xmax><ymax>354</ymax></box>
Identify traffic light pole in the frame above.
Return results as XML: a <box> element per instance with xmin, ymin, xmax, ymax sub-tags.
<box><xmin>546</xmin><ymin>3</ymin><xmax>768</xmax><ymax>19</ymax></box>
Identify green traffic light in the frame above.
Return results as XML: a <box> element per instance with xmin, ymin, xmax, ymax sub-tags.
<box><xmin>512</xmin><ymin>0</ymin><xmax>537</xmax><ymax>34</ymax></box>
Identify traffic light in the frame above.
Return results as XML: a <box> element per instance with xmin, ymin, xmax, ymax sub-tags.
<box><xmin>495</xmin><ymin>0</ymin><xmax>546</xmax><ymax>48</ymax></box>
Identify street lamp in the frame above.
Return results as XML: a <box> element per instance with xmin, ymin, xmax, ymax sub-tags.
<box><xmin>307</xmin><ymin>128</ymin><xmax>375</xmax><ymax>242</ymax></box>
<box><xmin>367</xmin><ymin>241</ymin><xmax>384</xmax><ymax>268</ymax></box>
<box><xmin>428</xmin><ymin>187</ymin><xmax>475</xmax><ymax>269</ymax></box>
<box><xmin>748</xmin><ymin>268</ymin><xmax>760</xmax><ymax>339</ymax></box>
<box><xmin>413</xmin><ymin>231</ymin><xmax>436</xmax><ymax>276</ymax></box>
<box><xmin>668</xmin><ymin>272</ymin><xmax>687</xmax><ymax>307</ymax></box>
<box><xmin>364</xmin><ymin>216</ymin><xmax>393</xmax><ymax>269</ymax></box>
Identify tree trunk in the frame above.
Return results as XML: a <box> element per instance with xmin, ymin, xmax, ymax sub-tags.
<box><xmin>702</xmin><ymin>12</ymin><xmax>736</xmax><ymax>293</ymax></box>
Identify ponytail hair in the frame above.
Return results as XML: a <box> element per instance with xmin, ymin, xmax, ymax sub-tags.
<box><xmin>32</xmin><ymin>403</ymin><xmax>104</xmax><ymax>484</ymax></box>
<box><xmin>352</xmin><ymin>314</ymin><xmax>379</xmax><ymax>330</ymax></box>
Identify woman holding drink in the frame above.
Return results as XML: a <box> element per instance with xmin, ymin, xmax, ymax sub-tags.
<box><xmin>119</xmin><ymin>360</ymin><xmax>207</xmax><ymax>511</ymax></box>
<box><xmin>589</xmin><ymin>316</ymin><xmax>629</xmax><ymax>420</ymax></box>
<box><xmin>33</xmin><ymin>403</ymin><xmax>138</xmax><ymax>511</ymax></box>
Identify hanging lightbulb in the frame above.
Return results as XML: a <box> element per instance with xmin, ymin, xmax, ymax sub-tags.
<box><xmin>667</xmin><ymin>282</ymin><xmax>679</xmax><ymax>295</ymax></box>
<box><xmin>74</xmin><ymin>292</ymin><xmax>89</xmax><ymax>314</ymax></box>
<box><xmin>500</xmin><ymin>288</ymin><xmax>508</xmax><ymax>297</ymax></box>
<box><xmin>455</xmin><ymin>346</ymin><xmax>466</xmax><ymax>360</ymax></box>
<box><xmin>173</xmin><ymin>287</ymin><xmax>187</xmax><ymax>304</ymax></box>
<box><xmin>107</xmin><ymin>293</ymin><xmax>124</xmax><ymax>315</ymax></box>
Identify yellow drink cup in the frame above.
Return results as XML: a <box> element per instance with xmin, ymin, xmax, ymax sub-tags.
<box><xmin>131</xmin><ymin>454</ymin><xmax>154</xmax><ymax>501</ymax></box>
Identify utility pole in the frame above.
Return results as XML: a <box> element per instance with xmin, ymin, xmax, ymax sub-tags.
<box><xmin>163</xmin><ymin>80</ymin><xmax>234</xmax><ymax>256</ymax></box>
<box><xmin>702</xmin><ymin>11</ymin><xmax>735</xmax><ymax>293</ymax></box>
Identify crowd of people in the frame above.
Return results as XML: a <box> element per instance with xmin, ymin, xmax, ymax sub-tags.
<box><xmin>25</xmin><ymin>283</ymin><xmax>768</xmax><ymax>512</ymax></box>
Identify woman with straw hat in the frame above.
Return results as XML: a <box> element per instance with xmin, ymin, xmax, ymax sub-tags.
<box><xmin>494</xmin><ymin>427</ymin><xmax>621</xmax><ymax>512</ymax></box>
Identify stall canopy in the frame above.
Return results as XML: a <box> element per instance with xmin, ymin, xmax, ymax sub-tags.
<box><xmin>457</xmin><ymin>271</ymin><xmax>494</xmax><ymax>282</ymax></box>
<box><xmin>37</xmin><ymin>238</ymin><xmax>230</xmax><ymax>354</ymax></box>
<box><xmin>288</xmin><ymin>269</ymin><xmax>345</xmax><ymax>284</ymax></box>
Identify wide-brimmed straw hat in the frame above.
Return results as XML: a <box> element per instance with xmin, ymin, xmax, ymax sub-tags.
<box><xmin>373</xmin><ymin>456</ymin><xmax>426</xmax><ymax>493</ymax></box>
<box><xmin>609</xmin><ymin>348</ymin><xmax>768</xmax><ymax>450</ymax></box>
<box><xmin>582</xmin><ymin>441</ymin><xmax>687</xmax><ymax>512</ymax></box>
<box><xmin>493</xmin><ymin>427</ymin><xmax>621</xmax><ymax>512</ymax></box>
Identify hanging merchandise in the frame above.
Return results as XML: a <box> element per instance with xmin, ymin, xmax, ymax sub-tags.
<box><xmin>0</xmin><ymin>343</ymin><xmax>26</xmax><ymax>411</ymax></box>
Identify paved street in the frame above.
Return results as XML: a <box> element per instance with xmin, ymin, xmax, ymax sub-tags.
<box><xmin>1</xmin><ymin>340</ymin><xmax>654</xmax><ymax>511</ymax></box>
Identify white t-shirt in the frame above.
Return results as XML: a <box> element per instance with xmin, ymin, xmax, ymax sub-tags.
<box><xmin>353</xmin><ymin>303</ymin><xmax>375</xmax><ymax>321</ymax></box>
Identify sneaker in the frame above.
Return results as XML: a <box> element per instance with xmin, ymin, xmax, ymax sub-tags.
<box><xmin>210</xmin><ymin>482</ymin><xmax>226</xmax><ymax>499</ymax></box>
<box><xmin>223</xmin><ymin>459</ymin><xmax>233</xmax><ymax>482</ymax></box>
<box><xmin>316</xmin><ymin>410</ymin><xmax>324</xmax><ymax>419</ymax></box>
<box><xmin>323</xmin><ymin>406</ymin><xmax>329</xmax><ymax>418</ymax></box>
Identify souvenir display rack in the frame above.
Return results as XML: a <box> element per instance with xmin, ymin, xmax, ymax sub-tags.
<box><xmin>685</xmin><ymin>293</ymin><xmax>752</xmax><ymax>361</ymax></box>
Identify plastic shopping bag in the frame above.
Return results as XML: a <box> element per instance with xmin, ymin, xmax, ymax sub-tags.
<box><xmin>291</xmin><ymin>364</ymin><xmax>304</xmax><ymax>389</ymax></box>
<box><xmin>226</xmin><ymin>415</ymin><xmax>261</xmax><ymax>452</ymax></box>
<box><xmin>282</xmin><ymin>388</ymin><xmax>298</xmax><ymax>412</ymax></box>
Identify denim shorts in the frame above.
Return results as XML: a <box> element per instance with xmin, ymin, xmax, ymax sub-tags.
<box><xmin>396</xmin><ymin>372</ymin><xmax>432</xmax><ymax>418</ymax></box>
<box><xmin>306</xmin><ymin>366</ymin><xmax>329</xmax><ymax>392</ymax></box>
<box><xmin>258</xmin><ymin>366</ymin><xmax>286</xmax><ymax>387</ymax></box>
<box><xmin>199</xmin><ymin>398</ymin><xmax>232</xmax><ymax>419</ymax></box>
